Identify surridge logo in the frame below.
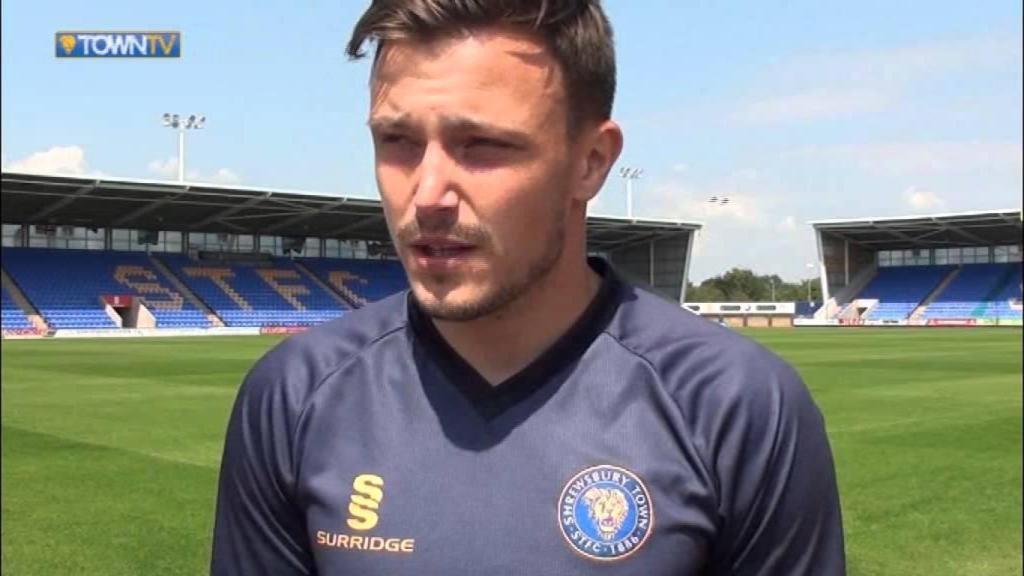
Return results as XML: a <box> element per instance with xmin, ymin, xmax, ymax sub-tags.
<box><xmin>315</xmin><ymin>473</ymin><xmax>416</xmax><ymax>554</ymax></box>
<box><xmin>55</xmin><ymin>32</ymin><xmax>181</xmax><ymax>58</ymax></box>
<box><xmin>347</xmin><ymin>473</ymin><xmax>384</xmax><ymax>531</ymax></box>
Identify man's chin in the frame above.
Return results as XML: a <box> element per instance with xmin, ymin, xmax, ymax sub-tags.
<box><xmin>412</xmin><ymin>284</ymin><xmax>464</xmax><ymax>318</ymax></box>
<box><xmin>411</xmin><ymin>284</ymin><xmax>503</xmax><ymax>323</ymax></box>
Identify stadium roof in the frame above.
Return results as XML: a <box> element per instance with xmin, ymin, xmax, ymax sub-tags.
<box><xmin>0</xmin><ymin>171</ymin><xmax>701</xmax><ymax>252</ymax></box>
<box><xmin>810</xmin><ymin>209</ymin><xmax>1022</xmax><ymax>249</ymax></box>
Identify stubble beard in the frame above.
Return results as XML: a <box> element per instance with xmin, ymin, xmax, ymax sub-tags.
<box><xmin>413</xmin><ymin>212</ymin><xmax>566</xmax><ymax>323</ymax></box>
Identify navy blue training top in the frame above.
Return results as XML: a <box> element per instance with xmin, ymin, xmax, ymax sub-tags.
<box><xmin>211</xmin><ymin>258</ymin><xmax>845</xmax><ymax>575</ymax></box>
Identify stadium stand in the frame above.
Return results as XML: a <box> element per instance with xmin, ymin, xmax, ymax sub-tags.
<box><xmin>858</xmin><ymin>265</ymin><xmax>956</xmax><ymax>320</ymax></box>
<box><xmin>1</xmin><ymin>172</ymin><xmax>701</xmax><ymax>331</ymax></box>
<box><xmin>2</xmin><ymin>248</ymin><xmax>210</xmax><ymax>329</ymax></box>
<box><xmin>298</xmin><ymin>258</ymin><xmax>408</xmax><ymax>307</ymax></box>
<box><xmin>1</xmin><ymin>284</ymin><xmax>33</xmax><ymax>329</ymax></box>
<box><xmin>158</xmin><ymin>254</ymin><xmax>348</xmax><ymax>327</ymax></box>
<box><xmin>923</xmin><ymin>263</ymin><xmax>1024</xmax><ymax>320</ymax></box>
<box><xmin>811</xmin><ymin>211</ymin><xmax>1022</xmax><ymax>325</ymax></box>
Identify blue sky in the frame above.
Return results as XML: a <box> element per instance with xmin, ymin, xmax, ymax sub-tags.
<box><xmin>2</xmin><ymin>0</ymin><xmax>1021</xmax><ymax>281</ymax></box>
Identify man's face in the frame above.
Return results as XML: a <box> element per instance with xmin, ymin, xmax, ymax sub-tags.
<box><xmin>369</xmin><ymin>29</ymin><xmax>576</xmax><ymax>321</ymax></box>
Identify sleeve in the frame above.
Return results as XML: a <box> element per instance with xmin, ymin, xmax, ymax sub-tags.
<box><xmin>210</xmin><ymin>352</ymin><xmax>315</xmax><ymax>576</ymax></box>
<box><xmin>708</xmin><ymin>357</ymin><xmax>846</xmax><ymax>576</ymax></box>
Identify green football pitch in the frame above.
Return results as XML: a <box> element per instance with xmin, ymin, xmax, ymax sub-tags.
<box><xmin>2</xmin><ymin>329</ymin><xmax>1021</xmax><ymax>575</ymax></box>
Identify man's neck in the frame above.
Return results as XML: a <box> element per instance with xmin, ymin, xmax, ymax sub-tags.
<box><xmin>432</xmin><ymin>256</ymin><xmax>602</xmax><ymax>386</ymax></box>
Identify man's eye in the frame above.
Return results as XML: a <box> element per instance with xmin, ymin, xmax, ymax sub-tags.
<box><xmin>466</xmin><ymin>137</ymin><xmax>512</xmax><ymax>150</ymax></box>
<box><xmin>381</xmin><ymin>134</ymin><xmax>411</xmax><ymax>145</ymax></box>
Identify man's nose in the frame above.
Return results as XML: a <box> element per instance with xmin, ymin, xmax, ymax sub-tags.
<box><xmin>413</xmin><ymin>142</ymin><xmax>459</xmax><ymax>231</ymax></box>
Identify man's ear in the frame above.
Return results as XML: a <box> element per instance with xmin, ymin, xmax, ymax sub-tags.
<box><xmin>574</xmin><ymin>120</ymin><xmax>624</xmax><ymax>202</ymax></box>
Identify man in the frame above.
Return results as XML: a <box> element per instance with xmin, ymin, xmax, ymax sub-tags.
<box><xmin>211</xmin><ymin>1</ymin><xmax>846</xmax><ymax>574</ymax></box>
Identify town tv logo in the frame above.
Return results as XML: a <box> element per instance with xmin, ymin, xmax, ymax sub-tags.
<box><xmin>55</xmin><ymin>32</ymin><xmax>181</xmax><ymax>58</ymax></box>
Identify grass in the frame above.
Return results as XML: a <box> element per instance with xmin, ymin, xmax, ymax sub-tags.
<box><xmin>2</xmin><ymin>329</ymin><xmax>1022</xmax><ymax>575</ymax></box>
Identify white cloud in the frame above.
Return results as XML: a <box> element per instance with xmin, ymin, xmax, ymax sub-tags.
<box><xmin>783</xmin><ymin>140</ymin><xmax>1023</xmax><ymax>176</ymax></box>
<box><xmin>777</xmin><ymin>215</ymin><xmax>798</xmax><ymax>231</ymax></box>
<box><xmin>802</xmin><ymin>34</ymin><xmax>1019</xmax><ymax>84</ymax></box>
<box><xmin>733</xmin><ymin>34</ymin><xmax>1021</xmax><ymax>125</ymax></box>
<box><xmin>785</xmin><ymin>35</ymin><xmax>1022</xmax><ymax>87</ymax></box>
<box><xmin>672</xmin><ymin>163</ymin><xmax>689</xmax><ymax>174</ymax></box>
<box><xmin>200</xmin><ymin>168</ymin><xmax>241</xmax><ymax>185</ymax></box>
<box><xmin>5</xmin><ymin>145</ymin><xmax>96</xmax><ymax>175</ymax></box>
<box><xmin>634</xmin><ymin>168</ymin><xmax>779</xmax><ymax>227</ymax></box>
<box><xmin>589</xmin><ymin>167</ymin><xmax>820</xmax><ymax>281</ymax></box>
<box><xmin>148</xmin><ymin>157</ymin><xmax>241</xmax><ymax>185</ymax></box>
<box><xmin>734</xmin><ymin>89</ymin><xmax>888</xmax><ymax>124</ymax></box>
<box><xmin>148</xmin><ymin>156</ymin><xmax>178</xmax><ymax>178</ymax></box>
<box><xmin>904</xmin><ymin>186</ymin><xmax>945</xmax><ymax>210</ymax></box>
<box><xmin>632</xmin><ymin>170</ymin><xmax>822</xmax><ymax>281</ymax></box>
<box><xmin>648</xmin><ymin>183</ymin><xmax>763</xmax><ymax>225</ymax></box>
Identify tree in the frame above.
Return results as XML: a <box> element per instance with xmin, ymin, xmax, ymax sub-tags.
<box><xmin>686</xmin><ymin>282</ymin><xmax>727</xmax><ymax>302</ymax></box>
<box><xmin>686</xmin><ymin>269</ymin><xmax>823</xmax><ymax>303</ymax></box>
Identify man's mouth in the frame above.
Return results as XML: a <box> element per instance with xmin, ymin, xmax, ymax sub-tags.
<box><xmin>409</xmin><ymin>239</ymin><xmax>477</xmax><ymax>263</ymax></box>
<box><xmin>413</xmin><ymin>244</ymin><xmax>474</xmax><ymax>258</ymax></box>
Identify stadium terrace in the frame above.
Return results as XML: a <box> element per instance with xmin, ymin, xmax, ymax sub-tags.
<box><xmin>0</xmin><ymin>171</ymin><xmax>700</xmax><ymax>338</ymax></box>
<box><xmin>1</xmin><ymin>171</ymin><xmax>1019</xmax><ymax>337</ymax></box>
<box><xmin>809</xmin><ymin>211</ymin><xmax>1022</xmax><ymax>327</ymax></box>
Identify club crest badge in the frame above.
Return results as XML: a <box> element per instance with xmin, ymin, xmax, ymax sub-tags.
<box><xmin>558</xmin><ymin>465</ymin><xmax>654</xmax><ymax>561</ymax></box>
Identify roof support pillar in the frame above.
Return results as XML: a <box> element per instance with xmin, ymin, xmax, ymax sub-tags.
<box><xmin>649</xmin><ymin>240</ymin><xmax>655</xmax><ymax>287</ymax></box>
<box><xmin>680</xmin><ymin>231</ymin><xmax>695</xmax><ymax>305</ymax></box>
<box><xmin>844</xmin><ymin>239</ymin><xmax>850</xmax><ymax>286</ymax></box>
<box><xmin>816</xmin><ymin>230</ymin><xmax>831</xmax><ymax>306</ymax></box>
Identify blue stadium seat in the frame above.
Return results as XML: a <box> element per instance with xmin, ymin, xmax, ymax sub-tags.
<box><xmin>2</xmin><ymin>248</ymin><xmax>211</xmax><ymax>330</ymax></box>
<box><xmin>298</xmin><ymin>258</ymin><xmax>407</xmax><ymax>305</ymax></box>
<box><xmin>924</xmin><ymin>263</ymin><xmax>1022</xmax><ymax>320</ymax></box>
<box><xmin>858</xmin><ymin>266</ymin><xmax>956</xmax><ymax>320</ymax></box>
<box><xmin>158</xmin><ymin>254</ymin><xmax>348</xmax><ymax>328</ymax></box>
<box><xmin>1</xmin><ymin>285</ymin><xmax>34</xmax><ymax>329</ymax></box>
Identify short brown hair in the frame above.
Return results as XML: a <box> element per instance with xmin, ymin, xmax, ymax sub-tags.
<box><xmin>346</xmin><ymin>0</ymin><xmax>616</xmax><ymax>131</ymax></box>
